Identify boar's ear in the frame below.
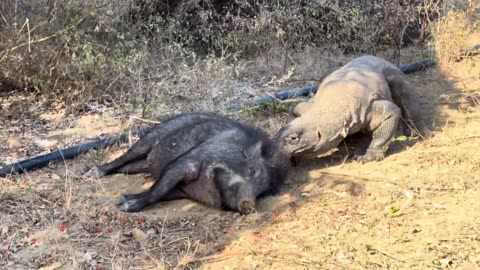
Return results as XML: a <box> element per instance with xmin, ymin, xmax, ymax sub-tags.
<box><xmin>243</xmin><ymin>141</ymin><xmax>263</xmax><ymax>159</ymax></box>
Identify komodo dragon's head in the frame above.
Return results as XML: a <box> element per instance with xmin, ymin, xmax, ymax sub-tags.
<box><xmin>274</xmin><ymin>117</ymin><xmax>344</xmax><ymax>157</ymax></box>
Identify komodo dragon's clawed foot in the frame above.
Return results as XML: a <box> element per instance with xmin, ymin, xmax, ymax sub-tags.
<box><xmin>355</xmin><ymin>149</ymin><xmax>385</xmax><ymax>163</ymax></box>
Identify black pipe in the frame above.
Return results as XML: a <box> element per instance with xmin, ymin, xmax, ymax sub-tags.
<box><xmin>0</xmin><ymin>126</ymin><xmax>151</xmax><ymax>178</ymax></box>
<box><xmin>225</xmin><ymin>59</ymin><xmax>436</xmax><ymax>111</ymax></box>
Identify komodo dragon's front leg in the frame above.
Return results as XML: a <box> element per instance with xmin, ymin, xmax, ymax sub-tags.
<box><xmin>293</xmin><ymin>101</ymin><xmax>313</xmax><ymax>116</ymax></box>
<box><xmin>356</xmin><ymin>100</ymin><xmax>401</xmax><ymax>163</ymax></box>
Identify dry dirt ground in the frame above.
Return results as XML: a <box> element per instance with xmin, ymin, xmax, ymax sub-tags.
<box><xmin>1</xmin><ymin>51</ymin><xmax>480</xmax><ymax>270</ymax></box>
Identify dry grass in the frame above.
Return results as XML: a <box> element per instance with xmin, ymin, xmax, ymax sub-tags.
<box><xmin>1</xmin><ymin>47</ymin><xmax>480</xmax><ymax>269</ymax></box>
<box><xmin>1</xmin><ymin>3</ymin><xmax>480</xmax><ymax>269</ymax></box>
<box><xmin>431</xmin><ymin>0</ymin><xmax>480</xmax><ymax>63</ymax></box>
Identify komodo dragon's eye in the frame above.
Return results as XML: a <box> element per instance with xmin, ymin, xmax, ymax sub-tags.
<box><xmin>288</xmin><ymin>135</ymin><xmax>299</xmax><ymax>144</ymax></box>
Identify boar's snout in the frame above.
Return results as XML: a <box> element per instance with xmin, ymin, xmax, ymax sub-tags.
<box><xmin>237</xmin><ymin>182</ymin><xmax>255</xmax><ymax>214</ymax></box>
<box><xmin>238</xmin><ymin>199</ymin><xmax>255</xmax><ymax>214</ymax></box>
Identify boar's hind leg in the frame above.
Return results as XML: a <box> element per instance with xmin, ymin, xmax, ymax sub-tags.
<box><xmin>146</xmin><ymin>120</ymin><xmax>218</xmax><ymax>180</ymax></box>
<box><xmin>115</xmin><ymin>159</ymin><xmax>149</xmax><ymax>174</ymax></box>
<box><xmin>116</xmin><ymin>160</ymin><xmax>201</xmax><ymax>212</ymax></box>
<box><xmin>356</xmin><ymin>100</ymin><xmax>401</xmax><ymax>163</ymax></box>
<box><xmin>94</xmin><ymin>132</ymin><xmax>160</xmax><ymax>177</ymax></box>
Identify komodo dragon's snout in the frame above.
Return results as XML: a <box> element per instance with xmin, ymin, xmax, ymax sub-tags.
<box><xmin>274</xmin><ymin>122</ymin><xmax>338</xmax><ymax>157</ymax></box>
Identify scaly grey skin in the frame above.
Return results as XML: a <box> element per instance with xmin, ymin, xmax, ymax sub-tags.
<box><xmin>275</xmin><ymin>55</ymin><xmax>429</xmax><ymax>163</ymax></box>
<box><xmin>94</xmin><ymin>112</ymin><xmax>290</xmax><ymax>214</ymax></box>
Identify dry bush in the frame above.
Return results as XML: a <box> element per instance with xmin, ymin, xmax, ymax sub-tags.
<box><xmin>431</xmin><ymin>0</ymin><xmax>480</xmax><ymax>64</ymax></box>
<box><xmin>0</xmin><ymin>0</ymin><xmax>444</xmax><ymax>118</ymax></box>
<box><xmin>127</xmin><ymin>0</ymin><xmax>441</xmax><ymax>57</ymax></box>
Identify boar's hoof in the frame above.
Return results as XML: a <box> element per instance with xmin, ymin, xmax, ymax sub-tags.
<box><xmin>355</xmin><ymin>149</ymin><xmax>385</xmax><ymax>164</ymax></box>
<box><xmin>84</xmin><ymin>166</ymin><xmax>106</xmax><ymax>178</ymax></box>
<box><xmin>94</xmin><ymin>166</ymin><xmax>107</xmax><ymax>178</ymax></box>
<box><xmin>116</xmin><ymin>195</ymin><xmax>146</xmax><ymax>212</ymax></box>
<box><xmin>238</xmin><ymin>200</ymin><xmax>256</xmax><ymax>215</ymax></box>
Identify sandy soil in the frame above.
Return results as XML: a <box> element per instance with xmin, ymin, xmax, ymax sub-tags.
<box><xmin>1</xmin><ymin>52</ymin><xmax>479</xmax><ymax>270</ymax></box>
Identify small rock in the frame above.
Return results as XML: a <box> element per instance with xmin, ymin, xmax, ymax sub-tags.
<box><xmin>82</xmin><ymin>251</ymin><xmax>98</xmax><ymax>262</ymax></box>
<box><xmin>34</xmin><ymin>139</ymin><xmax>58</xmax><ymax>149</ymax></box>
<box><xmin>300</xmin><ymin>183</ymin><xmax>316</xmax><ymax>194</ymax></box>
<box><xmin>132</xmin><ymin>228</ymin><xmax>148</xmax><ymax>242</ymax></box>
<box><xmin>438</xmin><ymin>258</ymin><xmax>453</xmax><ymax>267</ymax></box>
<box><xmin>433</xmin><ymin>203</ymin><xmax>446</xmax><ymax>209</ymax></box>
<box><xmin>412</xmin><ymin>228</ymin><xmax>422</xmax><ymax>234</ymax></box>
<box><xmin>404</xmin><ymin>190</ymin><xmax>414</xmax><ymax>199</ymax></box>
<box><xmin>336</xmin><ymin>251</ymin><xmax>346</xmax><ymax>261</ymax></box>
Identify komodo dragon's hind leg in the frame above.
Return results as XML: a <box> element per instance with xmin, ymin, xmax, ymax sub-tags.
<box><xmin>385</xmin><ymin>68</ymin><xmax>429</xmax><ymax>138</ymax></box>
<box><xmin>356</xmin><ymin>100</ymin><xmax>401</xmax><ymax>163</ymax></box>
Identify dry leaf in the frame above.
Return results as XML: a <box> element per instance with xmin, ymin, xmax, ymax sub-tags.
<box><xmin>0</xmin><ymin>226</ymin><xmax>9</xmax><ymax>236</ymax></box>
<box><xmin>132</xmin><ymin>228</ymin><xmax>148</xmax><ymax>241</ymax></box>
<box><xmin>7</xmin><ymin>138</ymin><xmax>21</xmax><ymax>148</ymax></box>
<box><xmin>29</xmin><ymin>224</ymin><xmax>68</xmax><ymax>245</ymax></box>
<box><xmin>39</xmin><ymin>262</ymin><xmax>62</xmax><ymax>270</ymax></box>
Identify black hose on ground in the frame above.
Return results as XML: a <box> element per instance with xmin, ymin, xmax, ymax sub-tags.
<box><xmin>0</xmin><ymin>126</ymin><xmax>151</xmax><ymax>178</ymax></box>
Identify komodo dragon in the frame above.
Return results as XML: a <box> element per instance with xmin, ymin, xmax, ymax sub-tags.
<box><xmin>274</xmin><ymin>55</ymin><xmax>429</xmax><ymax>163</ymax></box>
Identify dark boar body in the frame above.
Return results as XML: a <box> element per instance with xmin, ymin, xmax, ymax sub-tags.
<box><xmin>94</xmin><ymin>112</ymin><xmax>290</xmax><ymax>214</ymax></box>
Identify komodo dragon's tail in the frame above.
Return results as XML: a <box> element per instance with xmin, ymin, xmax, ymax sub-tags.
<box><xmin>384</xmin><ymin>67</ymin><xmax>430</xmax><ymax>139</ymax></box>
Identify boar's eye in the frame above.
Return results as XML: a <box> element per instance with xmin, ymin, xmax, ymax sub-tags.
<box><xmin>248</xmin><ymin>167</ymin><xmax>259</xmax><ymax>178</ymax></box>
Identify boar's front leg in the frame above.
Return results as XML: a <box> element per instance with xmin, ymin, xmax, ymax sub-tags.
<box><xmin>116</xmin><ymin>160</ymin><xmax>201</xmax><ymax>212</ymax></box>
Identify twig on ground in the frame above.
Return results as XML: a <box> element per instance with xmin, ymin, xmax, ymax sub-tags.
<box><xmin>189</xmin><ymin>252</ymin><xmax>243</xmax><ymax>263</ymax></box>
<box><xmin>129</xmin><ymin>116</ymin><xmax>161</xmax><ymax>125</ymax></box>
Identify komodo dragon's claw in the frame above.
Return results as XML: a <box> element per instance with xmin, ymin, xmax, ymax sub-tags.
<box><xmin>355</xmin><ymin>149</ymin><xmax>385</xmax><ymax>164</ymax></box>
